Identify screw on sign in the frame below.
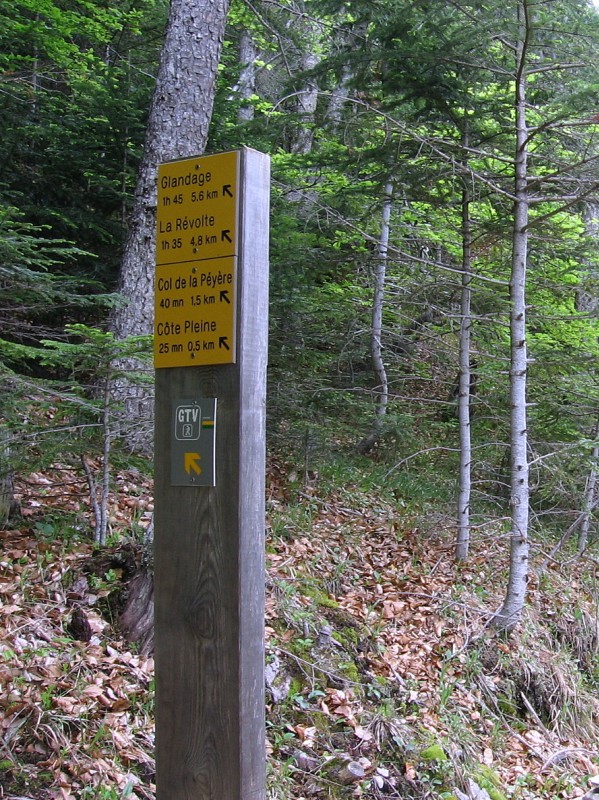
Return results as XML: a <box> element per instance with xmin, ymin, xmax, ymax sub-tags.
<box><xmin>170</xmin><ymin>399</ymin><xmax>216</xmax><ymax>487</ymax></box>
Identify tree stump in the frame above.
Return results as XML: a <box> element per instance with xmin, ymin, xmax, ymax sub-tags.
<box><xmin>119</xmin><ymin>568</ymin><xmax>154</xmax><ymax>654</ymax></box>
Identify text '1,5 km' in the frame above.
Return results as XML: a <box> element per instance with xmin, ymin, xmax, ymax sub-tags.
<box><xmin>154</xmin><ymin>150</ymin><xmax>239</xmax><ymax>367</ymax></box>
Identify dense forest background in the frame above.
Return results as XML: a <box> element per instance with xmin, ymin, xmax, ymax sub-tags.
<box><xmin>1</xmin><ymin>0</ymin><xmax>599</xmax><ymax>798</ymax></box>
<box><xmin>2</xmin><ymin>0</ymin><xmax>599</xmax><ymax>607</ymax></box>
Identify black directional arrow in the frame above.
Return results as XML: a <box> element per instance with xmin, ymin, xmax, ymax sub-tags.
<box><xmin>219</xmin><ymin>336</ymin><xmax>230</xmax><ymax>350</ymax></box>
<box><xmin>220</xmin><ymin>290</ymin><xmax>230</xmax><ymax>304</ymax></box>
<box><xmin>222</xmin><ymin>184</ymin><xmax>233</xmax><ymax>198</ymax></box>
<box><xmin>221</xmin><ymin>230</ymin><xmax>232</xmax><ymax>243</ymax></box>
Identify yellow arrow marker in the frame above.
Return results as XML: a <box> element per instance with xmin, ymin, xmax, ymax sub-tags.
<box><xmin>185</xmin><ymin>452</ymin><xmax>202</xmax><ymax>475</ymax></box>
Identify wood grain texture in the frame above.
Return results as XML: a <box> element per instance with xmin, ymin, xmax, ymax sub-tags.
<box><xmin>154</xmin><ymin>148</ymin><xmax>269</xmax><ymax>799</ymax></box>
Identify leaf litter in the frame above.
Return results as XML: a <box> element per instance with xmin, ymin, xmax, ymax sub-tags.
<box><xmin>0</xmin><ymin>462</ymin><xmax>598</xmax><ymax>798</ymax></box>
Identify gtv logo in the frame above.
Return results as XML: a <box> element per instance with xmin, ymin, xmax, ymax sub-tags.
<box><xmin>175</xmin><ymin>404</ymin><xmax>201</xmax><ymax>440</ymax></box>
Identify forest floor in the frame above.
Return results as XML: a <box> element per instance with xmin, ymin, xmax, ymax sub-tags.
<box><xmin>1</xmin><ymin>458</ymin><xmax>598</xmax><ymax>800</ymax></box>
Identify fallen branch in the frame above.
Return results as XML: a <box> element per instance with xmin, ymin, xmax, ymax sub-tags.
<box><xmin>537</xmin><ymin>512</ymin><xmax>585</xmax><ymax>575</ymax></box>
<box><xmin>541</xmin><ymin>747</ymin><xmax>598</xmax><ymax>772</ymax></box>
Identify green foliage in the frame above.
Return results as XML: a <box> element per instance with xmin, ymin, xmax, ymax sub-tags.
<box><xmin>0</xmin><ymin>0</ymin><xmax>164</xmax><ymax>288</ymax></box>
<box><xmin>0</xmin><ymin>323</ymin><xmax>151</xmax><ymax>544</ymax></box>
<box><xmin>38</xmin><ymin>323</ymin><xmax>152</xmax><ymax>380</ymax></box>
<box><xmin>0</xmin><ymin>205</ymin><xmax>116</xmax><ymax>365</ymax></box>
<box><xmin>473</xmin><ymin>766</ymin><xmax>508</xmax><ymax>800</ymax></box>
<box><xmin>420</xmin><ymin>743</ymin><xmax>448</xmax><ymax>762</ymax></box>
<box><xmin>0</xmin><ymin>0</ymin><xmax>597</xmax><ymax>565</ymax></box>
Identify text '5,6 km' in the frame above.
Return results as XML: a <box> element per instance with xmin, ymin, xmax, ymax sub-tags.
<box><xmin>154</xmin><ymin>150</ymin><xmax>239</xmax><ymax>367</ymax></box>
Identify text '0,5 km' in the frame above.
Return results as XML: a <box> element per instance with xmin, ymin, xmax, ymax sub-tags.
<box><xmin>154</xmin><ymin>151</ymin><xmax>240</xmax><ymax>368</ymax></box>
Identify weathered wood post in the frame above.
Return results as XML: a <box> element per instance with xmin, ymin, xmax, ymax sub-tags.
<box><xmin>153</xmin><ymin>148</ymin><xmax>269</xmax><ymax>799</ymax></box>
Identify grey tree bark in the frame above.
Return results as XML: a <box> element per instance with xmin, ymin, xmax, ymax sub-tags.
<box><xmin>324</xmin><ymin>20</ymin><xmax>367</xmax><ymax>130</ymax></box>
<box><xmin>291</xmin><ymin>50</ymin><xmax>319</xmax><ymax>154</ymax></box>
<box><xmin>289</xmin><ymin>3</ymin><xmax>321</xmax><ymax>155</ymax></box>
<box><xmin>455</xmin><ymin>131</ymin><xmax>473</xmax><ymax>562</ymax></box>
<box><xmin>236</xmin><ymin>29</ymin><xmax>258</xmax><ymax>123</ymax></box>
<box><xmin>357</xmin><ymin>180</ymin><xmax>393</xmax><ymax>455</ymax></box>
<box><xmin>494</xmin><ymin>0</ymin><xmax>531</xmax><ymax>631</ymax></box>
<box><xmin>110</xmin><ymin>0</ymin><xmax>231</xmax><ymax>451</ymax></box>
<box><xmin>577</xmin><ymin>201</ymin><xmax>599</xmax><ymax>315</ymax></box>
<box><xmin>113</xmin><ymin>0</ymin><xmax>231</xmax><ymax>649</ymax></box>
<box><xmin>0</xmin><ymin>428</ymin><xmax>14</xmax><ymax>526</ymax></box>
<box><xmin>578</xmin><ymin>415</ymin><xmax>599</xmax><ymax>554</ymax></box>
<box><xmin>577</xmin><ymin>203</ymin><xmax>599</xmax><ymax>553</ymax></box>
<box><xmin>325</xmin><ymin>63</ymin><xmax>352</xmax><ymax>130</ymax></box>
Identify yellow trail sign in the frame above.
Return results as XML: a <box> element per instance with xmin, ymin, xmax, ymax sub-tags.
<box><xmin>154</xmin><ymin>151</ymin><xmax>239</xmax><ymax>367</ymax></box>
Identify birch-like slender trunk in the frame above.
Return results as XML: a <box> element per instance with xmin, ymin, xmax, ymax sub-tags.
<box><xmin>357</xmin><ymin>180</ymin><xmax>393</xmax><ymax>455</ymax></box>
<box><xmin>288</xmin><ymin>2</ymin><xmax>321</xmax><ymax>155</ymax></box>
<box><xmin>577</xmin><ymin>203</ymin><xmax>599</xmax><ymax>553</ymax></box>
<box><xmin>0</xmin><ymin>427</ymin><xmax>14</xmax><ymax>526</ymax></box>
<box><xmin>578</xmin><ymin>415</ymin><xmax>599</xmax><ymax>554</ymax></box>
<box><xmin>98</xmin><ymin>375</ymin><xmax>113</xmax><ymax>546</ymax></box>
<box><xmin>577</xmin><ymin>202</ymin><xmax>599</xmax><ymax>315</ymax></box>
<box><xmin>326</xmin><ymin>64</ymin><xmax>352</xmax><ymax>129</ymax></box>
<box><xmin>290</xmin><ymin>46</ymin><xmax>320</xmax><ymax>155</ymax></box>
<box><xmin>325</xmin><ymin>21</ymin><xmax>367</xmax><ymax>130</ymax></box>
<box><xmin>455</xmin><ymin>131</ymin><xmax>473</xmax><ymax>562</ymax></box>
<box><xmin>494</xmin><ymin>0</ymin><xmax>531</xmax><ymax>631</ymax></box>
<box><xmin>237</xmin><ymin>30</ymin><xmax>257</xmax><ymax>123</ymax></box>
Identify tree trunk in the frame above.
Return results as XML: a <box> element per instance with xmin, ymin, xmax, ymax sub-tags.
<box><xmin>357</xmin><ymin>180</ymin><xmax>393</xmax><ymax>455</ymax></box>
<box><xmin>455</xmin><ymin>129</ymin><xmax>473</xmax><ymax>562</ymax></box>
<box><xmin>576</xmin><ymin>202</ymin><xmax>599</xmax><ymax>314</ymax></box>
<box><xmin>578</xmin><ymin>415</ymin><xmax>599</xmax><ymax>554</ymax></box>
<box><xmin>494</xmin><ymin>1</ymin><xmax>531</xmax><ymax>632</ymax></box>
<box><xmin>326</xmin><ymin>63</ymin><xmax>352</xmax><ymax>129</ymax></box>
<box><xmin>576</xmin><ymin>205</ymin><xmax>599</xmax><ymax>553</ymax></box>
<box><xmin>236</xmin><ymin>29</ymin><xmax>258</xmax><ymax>123</ymax></box>
<box><xmin>289</xmin><ymin>7</ymin><xmax>321</xmax><ymax>155</ymax></box>
<box><xmin>0</xmin><ymin>427</ymin><xmax>15</xmax><ymax>526</ymax></box>
<box><xmin>325</xmin><ymin>21</ymin><xmax>368</xmax><ymax>133</ymax></box>
<box><xmin>290</xmin><ymin>49</ymin><xmax>319</xmax><ymax>154</ymax></box>
<box><xmin>120</xmin><ymin>570</ymin><xmax>155</xmax><ymax>655</ymax></box>
<box><xmin>325</xmin><ymin>20</ymin><xmax>367</xmax><ymax>130</ymax></box>
<box><xmin>110</xmin><ymin>0</ymin><xmax>230</xmax><ymax>452</ymax></box>
<box><xmin>113</xmin><ymin>0</ymin><xmax>230</xmax><ymax>647</ymax></box>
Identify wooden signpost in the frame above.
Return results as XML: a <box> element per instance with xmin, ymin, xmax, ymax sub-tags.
<box><xmin>153</xmin><ymin>148</ymin><xmax>270</xmax><ymax>799</ymax></box>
